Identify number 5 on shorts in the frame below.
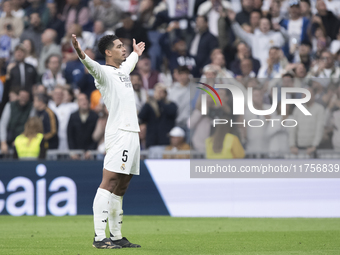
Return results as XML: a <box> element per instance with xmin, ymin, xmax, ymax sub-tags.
<box><xmin>122</xmin><ymin>150</ymin><xmax>128</xmax><ymax>162</ymax></box>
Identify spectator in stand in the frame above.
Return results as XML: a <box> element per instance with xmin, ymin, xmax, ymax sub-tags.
<box><xmin>38</xmin><ymin>28</ymin><xmax>61</xmax><ymax>75</ymax></box>
<box><xmin>235</xmin><ymin>0</ymin><xmax>254</xmax><ymax>26</ymax></box>
<box><xmin>296</xmin><ymin>40</ymin><xmax>312</xmax><ymax>70</ymax></box>
<box><xmin>254</xmin><ymin>0</ymin><xmax>263</xmax><ymax>10</ymax></box>
<box><xmin>163</xmin><ymin>126</ymin><xmax>190</xmax><ymax>159</ymax></box>
<box><xmin>310</xmin><ymin>78</ymin><xmax>329</xmax><ymax>108</ymax></box>
<box><xmin>168</xmin><ymin>66</ymin><xmax>192</xmax><ymax>128</ymax></box>
<box><xmin>230</xmin><ymin>42</ymin><xmax>261</xmax><ymax>76</ymax></box>
<box><xmin>34</xmin><ymin>84</ymin><xmax>47</xmax><ymax>95</ymax></box>
<box><xmin>20</xmin><ymin>12</ymin><xmax>44</xmax><ymax>56</ymax></box>
<box><xmin>267</xmin><ymin>73</ymin><xmax>298</xmax><ymax>104</ymax></box>
<box><xmin>137</xmin><ymin>53</ymin><xmax>159</xmax><ymax>90</ymax></box>
<box><xmin>7</xmin><ymin>87</ymin><xmax>20</xmax><ymax>103</ymax></box>
<box><xmin>209</xmin><ymin>49</ymin><xmax>234</xmax><ymax>78</ymax></box>
<box><xmin>137</xmin><ymin>0</ymin><xmax>156</xmax><ymax>29</ymax></box>
<box><xmin>189</xmin><ymin>15</ymin><xmax>219</xmax><ymax>77</ymax></box>
<box><xmin>332</xmin><ymin>108</ymin><xmax>340</xmax><ymax>151</ymax></box>
<box><xmin>160</xmin><ymin>36</ymin><xmax>196</xmax><ymax>74</ymax></box>
<box><xmin>115</xmin><ymin>12</ymin><xmax>151</xmax><ymax>53</ymax></box>
<box><xmin>92</xmin><ymin>20</ymin><xmax>113</xmax><ymax>60</ymax></box>
<box><xmin>242</xmin><ymin>88</ymin><xmax>271</xmax><ymax>155</ymax></box>
<box><xmin>63</xmin><ymin>86</ymin><xmax>77</xmax><ymax>105</ymax></box>
<box><xmin>61</xmin><ymin>0</ymin><xmax>90</xmax><ymax>32</ymax></box>
<box><xmin>0</xmin><ymin>89</ymin><xmax>34</xmax><ymax>154</ymax></box>
<box><xmin>138</xmin><ymin>83</ymin><xmax>177</xmax><ymax>148</ymax></box>
<box><xmin>206</xmin><ymin>124</ymin><xmax>245</xmax><ymax>159</ymax></box>
<box><xmin>214</xmin><ymin>5</ymin><xmax>232</xmax><ymax>54</ymax></box>
<box><xmin>67</xmin><ymin>93</ymin><xmax>98</xmax><ymax>160</ymax></box>
<box><xmin>13</xmin><ymin>116</ymin><xmax>46</xmax><ymax>159</ymax></box>
<box><xmin>330</xmin><ymin>27</ymin><xmax>340</xmax><ymax>55</ymax></box>
<box><xmin>0</xmin><ymin>0</ymin><xmax>24</xmax><ymax>38</ymax></box>
<box><xmin>311</xmin><ymin>30</ymin><xmax>328</xmax><ymax>60</ymax></box>
<box><xmin>48</xmin><ymin>85</ymin><xmax>78</xmax><ymax>151</ymax></box>
<box><xmin>258</xmin><ymin>47</ymin><xmax>288</xmax><ymax>78</ymax></box>
<box><xmin>23</xmin><ymin>39</ymin><xmax>38</xmax><ymax>68</ymax></box>
<box><xmin>0</xmin><ymin>22</ymin><xmax>17</xmax><ymax>63</ymax></box>
<box><xmin>300</xmin><ymin>0</ymin><xmax>312</xmax><ymax>19</ymax></box>
<box><xmin>279</xmin><ymin>0</ymin><xmax>310</xmax><ymax>61</ymax></box>
<box><xmin>41</xmin><ymin>54</ymin><xmax>66</xmax><ymax>95</ymax></box>
<box><xmin>197</xmin><ymin>0</ymin><xmax>232</xmax><ymax>37</ymax></box>
<box><xmin>112</xmin><ymin>0</ymin><xmax>136</xmax><ymax>12</ymax></box>
<box><xmin>130</xmin><ymin>72</ymin><xmax>147</xmax><ymax>113</ymax></box>
<box><xmin>11</xmin><ymin>0</ymin><xmax>25</xmax><ymax>19</ymax></box>
<box><xmin>200</xmin><ymin>64</ymin><xmax>219</xmax><ymax>84</ymax></box>
<box><xmin>284</xmin><ymin>62</ymin><xmax>309</xmax><ymax>88</ymax></box>
<box><xmin>229</xmin><ymin>11</ymin><xmax>287</xmax><ymax>67</ymax></box>
<box><xmin>266</xmin><ymin>103</ymin><xmax>291</xmax><ymax>156</ymax></box>
<box><xmin>89</xmin><ymin>0</ymin><xmax>122</xmax><ymax>29</ymax></box>
<box><xmin>24</xmin><ymin>0</ymin><xmax>49</xmax><ymax>27</ymax></box>
<box><xmin>236</xmin><ymin>58</ymin><xmax>256</xmax><ymax>86</ymax></box>
<box><xmin>248</xmin><ymin>10</ymin><xmax>262</xmax><ymax>33</ymax></box>
<box><xmin>65</xmin><ymin>48</ymin><xmax>98</xmax><ymax>94</ymax></box>
<box><xmin>46</xmin><ymin>2</ymin><xmax>65</xmax><ymax>44</ymax></box>
<box><xmin>159</xmin><ymin>56</ymin><xmax>174</xmax><ymax>88</ymax></box>
<box><xmin>290</xmin><ymin>86</ymin><xmax>324</xmax><ymax>157</ymax></box>
<box><xmin>268</xmin><ymin>0</ymin><xmax>284</xmax><ymax>26</ymax></box>
<box><xmin>7</xmin><ymin>44</ymin><xmax>37</xmax><ymax>93</ymax></box>
<box><xmin>190</xmin><ymin>90</ymin><xmax>215</xmax><ymax>152</ymax></box>
<box><xmin>312</xmin><ymin>0</ymin><xmax>340</xmax><ymax>41</ymax></box>
<box><xmin>329</xmin><ymin>86</ymin><xmax>340</xmax><ymax>150</ymax></box>
<box><xmin>310</xmin><ymin>50</ymin><xmax>340</xmax><ymax>83</ymax></box>
<box><xmin>33</xmin><ymin>93</ymin><xmax>59</xmax><ymax>149</ymax></box>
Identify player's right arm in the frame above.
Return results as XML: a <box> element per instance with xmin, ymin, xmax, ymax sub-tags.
<box><xmin>72</xmin><ymin>34</ymin><xmax>107</xmax><ymax>84</ymax></box>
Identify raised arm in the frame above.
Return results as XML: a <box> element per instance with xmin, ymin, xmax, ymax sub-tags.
<box><xmin>228</xmin><ymin>10</ymin><xmax>253</xmax><ymax>47</ymax></box>
<box><xmin>72</xmin><ymin>34</ymin><xmax>85</xmax><ymax>60</ymax></box>
<box><xmin>121</xmin><ymin>39</ymin><xmax>145</xmax><ymax>75</ymax></box>
<box><xmin>72</xmin><ymin>34</ymin><xmax>107</xmax><ymax>84</ymax></box>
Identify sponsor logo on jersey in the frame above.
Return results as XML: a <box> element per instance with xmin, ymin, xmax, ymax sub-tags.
<box><xmin>119</xmin><ymin>76</ymin><xmax>130</xmax><ymax>83</ymax></box>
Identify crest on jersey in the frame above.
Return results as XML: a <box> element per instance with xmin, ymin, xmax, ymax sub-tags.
<box><xmin>120</xmin><ymin>163</ymin><xmax>126</xmax><ymax>171</ymax></box>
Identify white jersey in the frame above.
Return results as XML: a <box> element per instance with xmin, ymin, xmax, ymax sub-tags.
<box><xmin>80</xmin><ymin>52</ymin><xmax>140</xmax><ymax>141</ymax></box>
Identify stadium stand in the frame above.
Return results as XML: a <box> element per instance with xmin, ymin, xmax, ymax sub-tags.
<box><xmin>0</xmin><ymin>0</ymin><xmax>340</xmax><ymax>160</ymax></box>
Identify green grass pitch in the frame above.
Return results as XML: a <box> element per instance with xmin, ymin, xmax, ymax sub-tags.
<box><xmin>1</xmin><ymin>216</ymin><xmax>340</xmax><ymax>254</ymax></box>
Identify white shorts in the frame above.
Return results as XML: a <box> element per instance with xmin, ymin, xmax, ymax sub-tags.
<box><xmin>103</xmin><ymin>129</ymin><xmax>140</xmax><ymax>175</ymax></box>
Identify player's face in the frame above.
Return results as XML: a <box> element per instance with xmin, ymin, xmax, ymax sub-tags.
<box><xmin>109</xmin><ymin>39</ymin><xmax>127</xmax><ymax>62</ymax></box>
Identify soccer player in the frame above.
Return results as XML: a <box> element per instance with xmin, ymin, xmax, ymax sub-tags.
<box><xmin>72</xmin><ymin>34</ymin><xmax>145</xmax><ymax>249</ymax></box>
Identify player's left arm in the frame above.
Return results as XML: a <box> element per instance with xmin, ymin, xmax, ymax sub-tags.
<box><xmin>72</xmin><ymin>34</ymin><xmax>107</xmax><ymax>85</ymax></box>
<box><xmin>121</xmin><ymin>39</ymin><xmax>145</xmax><ymax>75</ymax></box>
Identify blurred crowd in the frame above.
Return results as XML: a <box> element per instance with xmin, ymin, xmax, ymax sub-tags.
<box><xmin>0</xmin><ymin>0</ymin><xmax>340</xmax><ymax>160</ymax></box>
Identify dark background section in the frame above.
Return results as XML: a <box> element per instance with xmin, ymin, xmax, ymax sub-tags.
<box><xmin>0</xmin><ymin>161</ymin><xmax>169</xmax><ymax>216</ymax></box>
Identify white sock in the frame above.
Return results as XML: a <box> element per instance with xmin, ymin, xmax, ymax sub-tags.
<box><xmin>93</xmin><ymin>188</ymin><xmax>111</xmax><ymax>241</ymax></box>
<box><xmin>109</xmin><ymin>193</ymin><xmax>123</xmax><ymax>241</ymax></box>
